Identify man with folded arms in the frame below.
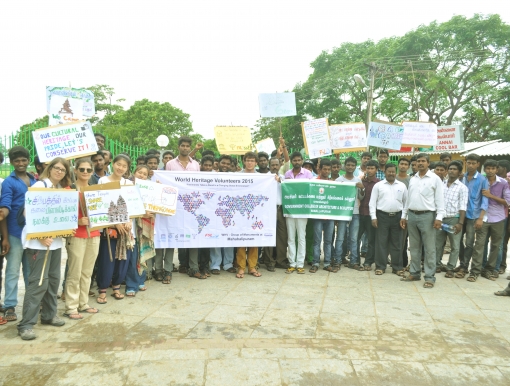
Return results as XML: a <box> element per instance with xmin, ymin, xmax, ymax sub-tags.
<box><xmin>400</xmin><ymin>153</ymin><xmax>445</xmax><ymax>288</ymax></box>
<box><xmin>370</xmin><ymin>163</ymin><xmax>408</xmax><ymax>276</ymax></box>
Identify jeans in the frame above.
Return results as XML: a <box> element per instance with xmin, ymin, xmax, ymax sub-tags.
<box><xmin>3</xmin><ymin>235</ymin><xmax>30</xmax><ymax>309</ymax></box>
<box><xmin>408</xmin><ymin>211</ymin><xmax>437</xmax><ymax>283</ymax></box>
<box><xmin>312</xmin><ymin>219</ymin><xmax>334</xmax><ymax>267</ymax></box>
<box><xmin>211</xmin><ymin>247</ymin><xmax>234</xmax><ymax>270</ymax></box>
<box><xmin>126</xmin><ymin>243</ymin><xmax>146</xmax><ymax>293</ymax></box>
<box><xmin>286</xmin><ymin>218</ymin><xmax>308</xmax><ymax>268</ymax></box>
<box><xmin>459</xmin><ymin>219</ymin><xmax>477</xmax><ymax>270</ymax></box>
<box><xmin>360</xmin><ymin>233</ymin><xmax>368</xmax><ymax>254</ymax></box>
<box><xmin>435</xmin><ymin>217</ymin><xmax>462</xmax><ymax>271</ymax></box>
<box><xmin>335</xmin><ymin>215</ymin><xmax>360</xmax><ymax>265</ymax></box>
<box><xmin>358</xmin><ymin>215</ymin><xmax>376</xmax><ymax>266</ymax></box>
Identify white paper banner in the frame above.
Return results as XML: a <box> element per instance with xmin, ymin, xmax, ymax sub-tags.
<box><xmin>153</xmin><ymin>171</ymin><xmax>277</xmax><ymax>248</ymax></box>
<box><xmin>255</xmin><ymin>138</ymin><xmax>277</xmax><ymax>154</ymax></box>
<box><xmin>402</xmin><ymin>121</ymin><xmax>437</xmax><ymax>146</ymax></box>
<box><xmin>258</xmin><ymin>92</ymin><xmax>297</xmax><ymax>117</ymax></box>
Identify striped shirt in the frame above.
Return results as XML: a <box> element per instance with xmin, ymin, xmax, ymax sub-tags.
<box><xmin>443</xmin><ymin>179</ymin><xmax>468</xmax><ymax>218</ymax></box>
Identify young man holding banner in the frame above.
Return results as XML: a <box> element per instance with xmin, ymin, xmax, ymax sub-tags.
<box><xmin>284</xmin><ymin>151</ymin><xmax>313</xmax><ymax>274</ymax></box>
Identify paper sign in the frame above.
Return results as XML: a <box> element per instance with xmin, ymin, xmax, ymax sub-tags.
<box><xmin>82</xmin><ymin>182</ymin><xmax>129</xmax><ymax>230</ymax></box>
<box><xmin>433</xmin><ymin>125</ymin><xmax>465</xmax><ymax>152</ymax></box>
<box><xmin>48</xmin><ymin>95</ymin><xmax>84</xmax><ymax>126</ymax></box>
<box><xmin>329</xmin><ymin>122</ymin><xmax>367</xmax><ymax>152</ymax></box>
<box><xmin>121</xmin><ymin>185</ymin><xmax>146</xmax><ymax>218</ymax></box>
<box><xmin>258</xmin><ymin>93</ymin><xmax>297</xmax><ymax>117</ymax></box>
<box><xmin>136</xmin><ymin>178</ymin><xmax>178</xmax><ymax>215</ymax></box>
<box><xmin>255</xmin><ymin>138</ymin><xmax>277</xmax><ymax>155</ymax></box>
<box><xmin>302</xmin><ymin>118</ymin><xmax>332</xmax><ymax>158</ymax></box>
<box><xmin>367</xmin><ymin>120</ymin><xmax>404</xmax><ymax>150</ymax></box>
<box><xmin>25</xmin><ymin>188</ymin><xmax>79</xmax><ymax>239</ymax></box>
<box><xmin>402</xmin><ymin>121</ymin><xmax>437</xmax><ymax>146</ymax></box>
<box><xmin>214</xmin><ymin>126</ymin><xmax>253</xmax><ymax>155</ymax></box>
<box><xmin>32</xmin><ymin>121</ymin><xmax>99</xmax><ymax>162</ymax></box>
<box><xmin>46</xmin><ymin>86</ymin><xmax>95</xmax><ymax>116</ymax></box>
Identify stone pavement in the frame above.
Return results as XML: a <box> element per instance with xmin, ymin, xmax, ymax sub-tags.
<box><xmin>2</xmin><ymin>251</ymin><xmax>510</xmax><ymax>385</ymax></box>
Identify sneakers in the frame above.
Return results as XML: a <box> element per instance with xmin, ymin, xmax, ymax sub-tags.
<box><xmin>41</xmin><ymin>316</ymin><xmax>66</xmax><ymax>327</ymax></box>
<box><xmin>18</xmin><ymin>329</ymin><xmax>36</xmax><ymax>340</ymax></box>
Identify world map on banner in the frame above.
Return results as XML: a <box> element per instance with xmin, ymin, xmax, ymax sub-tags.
<box><xmin>153</xmin><ymin>171</ymin><xmax>276</xmax><ymax>248</ymax></box>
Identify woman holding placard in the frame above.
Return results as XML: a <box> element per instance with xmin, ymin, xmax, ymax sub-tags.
<box><xmin>96</xmin><ymin>154</ymin><xmax>136</xmax><ymax>303</ymax></box>
<box><xmin>63</xmin><ymin>158</ymin><xmax>101</xmax><ymax>319</ymax></box>
<box><xmin>17</xmin><ymin>158</ymin><xmax>72</xmax><ymax>340</ymax></box>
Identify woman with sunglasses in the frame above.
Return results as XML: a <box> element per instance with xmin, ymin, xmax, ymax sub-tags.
<box><xmin>63</xmin><ymin>158</ymin><xmax>101</xmax><ymax>319</ymax></box>
<box><xmin>96</xmin><ymin>154</ymin><xmax>136</xmax><ymax>303</ymax></box>
<box><xmin>17</xmin><ymin>158</ymin><xmax>72</xmax><ymax>340</ymax></box>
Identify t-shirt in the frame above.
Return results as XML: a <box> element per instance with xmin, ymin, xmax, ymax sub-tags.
<box><xmin>396</xmin><ymin>175</ymin><xmax>411</xmax><ymax>189</ymax></box>
<box><xmin>335</xmin><ymin>175</ymin><xmax>361</xmax><ymax>215</ymax></box>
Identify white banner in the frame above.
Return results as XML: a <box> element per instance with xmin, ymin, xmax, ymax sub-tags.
<box><xmin>153</xmin><ymin>171</ymin><xmax>277</xmax><ymax>248</ymax></box>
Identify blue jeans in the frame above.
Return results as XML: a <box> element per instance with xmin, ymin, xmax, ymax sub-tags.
<box><xmin>312</xmin><ymin>220</ymin><xmax>334</xmax><ymax>267</ymax></box>
<box><xmin>3</xmin><ymin>235</ymin><xmax>30</xmax><ymax>308</ymax></box>
<box><xmin>125</xmin><ymin>243</ymin><xmax>145</xmax><ymax>293</ymax></box>
<box><xmin>335</xmin><ymin>215</ymin><xmax>360</xmax><ymax>264</ymax></box>
<box><xmin>211</xmin><ymin>247</ymin><xmax>234</xmax><ymax>270</ymax></box>
<box><xmin>360</xmin><ymin>232</ymin><xmax>368</xmax><ymax>254</ymax></box>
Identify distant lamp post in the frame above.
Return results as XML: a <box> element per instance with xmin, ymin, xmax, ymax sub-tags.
<box><xmin>156</xmin><ymin>134</ymin><xmax>169</xmax><ymax>149</ymax></box>
<box><xmin>354</xmin><ymin>65</ymin><xmax>376</xmax><ymax>151</ymax></box>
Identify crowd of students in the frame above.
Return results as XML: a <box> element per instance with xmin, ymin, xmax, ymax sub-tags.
<box><xmin>1</xmin><ymin>133</ymin><xmax>509</xmax><ymax>340</ymax></box>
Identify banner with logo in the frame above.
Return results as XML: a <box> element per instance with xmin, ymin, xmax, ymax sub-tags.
<box><xmin>153</xmin><ymin>171</ymin><xmax>277</xmax><ymax>248</ymax></box>
<box><xmin>282</xmin><ymin>180</ymin><xmax>356</xmax><ymax>221</ymax></box>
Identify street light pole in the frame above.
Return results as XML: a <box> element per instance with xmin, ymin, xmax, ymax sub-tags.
<box><xmin>354</xmin><ymin>62</ymin><xmax>377</xmax><ymax>151</ymax></box>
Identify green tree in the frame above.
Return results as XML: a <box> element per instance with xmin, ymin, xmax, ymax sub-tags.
<box><xmin>12</xmin><ymin>116</ymin><xmax>49</xmax><ymax>159</ymax></box>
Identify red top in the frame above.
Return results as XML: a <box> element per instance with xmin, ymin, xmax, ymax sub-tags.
<box><xmin>75</xmin><ymin>191</ymin><xmax>101</xmax><ymax>239</ymax></box>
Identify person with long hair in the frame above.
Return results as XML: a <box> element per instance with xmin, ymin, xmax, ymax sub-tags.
<box><xmin>63</xmin><ymin>158</ymin><xmax>101</xmax><ymax>319</ymax></box>
<box><xmin>96</xmin><ymin>154</ymin><xmax>135</xmax><ymax>303</ymax></box>
<box><xmin>17</xmin><ymin>158</ymin><xmax>72</xmax><ymax>340</ymax></box>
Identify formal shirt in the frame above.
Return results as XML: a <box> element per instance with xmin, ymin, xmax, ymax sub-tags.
<box><xmin>443</xmin><ymin>179</ymin><xmax>468</xmax><ymax>218</ymax></box>
<box><xmin>369</xmin><ymin>179</ymin><xmax>408</xmax><ymax>220</ymax></box>
<box><xmin>336</xmin><ymin>175</ymin><xmax>361</xmax><ymax>215</ymax></box>
<box><xmin>462</xmin><ymin>171</ymin><xmax>489</xmax><ymax>220</ymax></box>
<box><xmin>165</xmin><ymin>156</ymin><xmax>201</xmax><ymax>171</ymax></box>
<box><xmin>402</xmin><ymin>170</ymin><xmax>445</xmax><ymax>221</ymax></box>
<box><xmin>284</xmin><ymin>168</ymin><xmax>313</xmax><ymax>180</ymax></box>
<box><xmin>485</xmin><ymin>176</ymin><xmax>510</xmax><ymax>223</ymax></box>
<box><xmin>396</xmin><ymin>175</ymin><xmax>410</xmax><ymax>189</ymax></box>
<box><xmin>0</xmin><ymin>172</ymin><xmax>36</xmax><ymax>238</ymax></box>
<box><xmin>359</xmin><ymin>177</ymin><xmax>380</xmax><ymax>216</ymax></box>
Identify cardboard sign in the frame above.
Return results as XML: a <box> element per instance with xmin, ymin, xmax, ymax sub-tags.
<box><xmin>255</xmin><ymin>138</ymin><xmax>277</xmax><ymax>155</ymax></box>
<box><xmin>402</xmin><ymin>121</ymin><xmax>437</xmax><ymax>146</ymax></box>
<box><xmin>48</xmin><ymin>95</ymin><xmax>84</xmax><ymax>126</ymax></box>
<box><xmin>121</xmin><ymin>185</ymin><xmax>146</xmax><ymax>218</ymax></box>
<box><xmin>214</xmin><ymin>126</ymin><xmax>253</xmax><ymax>155</ymax></box>
<box><xmin>46</xmin><ymin>86</ymin><xmax>95</xmax><ymax>116</ymax></box>
<box><xmin>302</xmin><ymin>118</ymin><xmax>332</xmax><ymax>158</ymax></box>
<box><xmin>136</xmin><ymin>179</ymin><xmax>178</xmax><ymax>215</ymax></box>
<box><xmin>32</xmin><ymin>121</ymin><xmax>99</xmax><ymax>163</ymax></box>
<box><xmin>258</xmin><ymin>92</ymin><xmax>297</xmax><ymax>117</ymax></box>
<box><xmin>329</xmin><ymin>122</ymin><xmax>367</xmax><ymax>152</ymax></box>
<box><xmin>25</xmin><ymin>188</ymin><xmax>79</xmax><ymax>239</ymax></box>
<box><xmin>433</xmin><ymin>125</ymin><xmax>465</xmax><ymax>152</ymax></box>
<box><xmin>82</xmin><ymin>182</ymin><xmax>128</xmax><ymax>230</ymax></box>
<box><xmin>367</xmin><ymin>120</ymin><xmax>404</xmax><ymax>150</ymax></box>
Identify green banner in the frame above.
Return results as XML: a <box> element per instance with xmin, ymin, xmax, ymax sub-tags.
<box><xmin>282</xmin><ymin>180</ymin><xmax>356</xmax><ymax>220</ymax></box>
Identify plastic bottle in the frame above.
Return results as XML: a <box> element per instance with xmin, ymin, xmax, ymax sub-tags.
<box><xmin>441</xmin><ymin>224</ymin><xmax>455</xmax><ymax>233</ymax></box>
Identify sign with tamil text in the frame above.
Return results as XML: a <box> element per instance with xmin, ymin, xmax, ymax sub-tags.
<box><xmin>433</xmin><ymin>125</ymin><xmax>465</xmax><ymax>152</ymax></box>
<box><xmin>330</xmin><ymin>122</ymin><xmax>367</xmax><ymax>151</ymax></box>
<box><xmin>402</xmin><ymin>121</ymin><xmax>437</xmax><ymax>146</ymax></box>
<box><xmin>302</xmin><ymin>118</ymin><xmax>332</xmax><ymax>158</ymax></box>
<box><xmin>282</xmin><ymin>180</ymin><xmax>356</xmax><ymax>221</ymax></box>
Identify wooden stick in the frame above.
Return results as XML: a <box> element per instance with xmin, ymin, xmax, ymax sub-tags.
<box><xmin>38</xmin><ymin>246</ymin><xmax>51</xmax><ymax>286</ymax></box>
<box><xmin>79</xmin><ymin>193</ymin><xmax>91</xmax><ymax>238</ymax></box>
<box><xmin>106</xmin><ymin>231</ymin><xmax>113</xmax><ymax>262</ymax></box>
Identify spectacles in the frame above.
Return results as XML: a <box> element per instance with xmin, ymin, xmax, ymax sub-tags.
<box><xmin>52</xmin><ymin>166</ymin><xmax>66</xmax><ymax>173</ymax></box>
<box><xmin>78</xmin><ymin>168</ymin><xmax>93</xmax><ymax>173</ymax></box>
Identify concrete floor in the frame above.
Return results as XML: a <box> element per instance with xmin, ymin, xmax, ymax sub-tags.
<box><xmin>1</xmin><ymin>251</ymin><xmax>510</xmax><ymax>386</ymax></box>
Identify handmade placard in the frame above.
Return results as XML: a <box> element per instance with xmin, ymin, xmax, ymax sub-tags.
<box><xmin>214</xmin><ymin>126</ymin><xmax>253</xmax><ymax>155</ymax></box>
<box><xmin>255</xmin><ymin>138</ymin><xmax>277</xmax><ymax>155</ymax></box>
<box><xmin>402</xmin><ymin>121</ymin><xmax>438</xmax><ymax>146</ymax></box>
<box><xmin>25</xmin><ymin>188</ymin><xmax>79</xmax><ymax>239</ymax></box>
<box><xmin>258</xmin><ymin>92</ymin><xmax>297</xmax><ymax>117</ymax></box>
<box><xmin>367</xmin><ymin>120</ymin><xmax>404</xmax><ymax>150</ymax></box>
<box><xmin>136</xmin><ymin>178</ymin><xmax>178</xmax><ymax>215</ymax></box>
<box><xmin>329</xmin><ymin>122</ymin><xmax>367</xmax><ymax>152</ymax></box>
<box><xmin>82</xmin><ymin>181</ymin><xmax>128</xmax><ymax>230</ymax></box>
<box><xmin>32</xmin><ymin>121</ymin><xmax>99</xmax><ymax>163</ymax></box>
<box><xmin>121</xmin><ymin>185</ymin><xmax>146</xmax><ymax>218</ymax></box>
<box><xmin>302</xmin><ymin>118</ymin><xmax>332</xmax><ymax>157</ymax></box>
<box><xmin>46</xmin><ymin>86</ymin><xmax>95</xmax><ymax>116</ymax></box>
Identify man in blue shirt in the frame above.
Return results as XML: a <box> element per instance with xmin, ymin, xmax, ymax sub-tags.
<box><xmin>0</xmin><ymin>147</ymin><xmax>36</xmax><ymax>322</ymax></box>
<box><xmin>456</xmin><ymin>153</ymin><xmax>489</xmax><ymax>277</ymax></box>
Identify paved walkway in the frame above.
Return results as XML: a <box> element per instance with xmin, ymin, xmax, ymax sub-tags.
<box><xmin>2</xmin><ymin>251</ymin><xmax>510</xmax><ymax>385</ymax></box>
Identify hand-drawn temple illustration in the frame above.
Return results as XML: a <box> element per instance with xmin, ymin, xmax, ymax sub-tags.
<box><xmin>108</xmin><ymin>195</ymin><xmax>128</xmax><ymax>223</ymax></box>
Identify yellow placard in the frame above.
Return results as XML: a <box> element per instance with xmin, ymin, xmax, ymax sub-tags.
<box><xmin>214</xmin><ymin>126</ymin><xmax>253</xmax><ymax>155</ymax></box>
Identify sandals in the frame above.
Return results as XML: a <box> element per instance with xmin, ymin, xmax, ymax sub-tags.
<box><xmin>445</xmin><ymin>270</ymin><xmax>455</xmax><ymax>278</ymax></box>
<box><xmin>454</xmin><ymin>269</ymin><xmax>467</xmax><ymax>279</ymax></box>
<box><xmin>211</xmin><ymin>269</ymin><xmax>220</xmax><ymax>275</ymax></box>
<box><xmin>111</xmin><ymin>286</ymin><xmax>125</xmax><ymax>300</ymax></box>
<box><xmin>423</xmin><ymin>282</ymin><xmax>434</xmax><ymax>288</ymax></box>
<box><xmin>348</xmin><ymin>263</ymin><xmax>360</xmax><ymax>270</ymax></box>
<box><xmin>481</xmin><ymin>271</ymin><xmax>496</xmax><ymax>281</ymax></box>
<box><xmin>162</xmin><ymin>274</ymin><xmax>172</xmax><ymax>284</ymax></box>
<box><xmin>0</xmin><ymin>316</ymin><xmax>7</xmax><ymax>325</ymax></box>
<box><xmin>97</xmin><ymin>290</ymin><xmax>107</xmax><ymax>304</ymax></box>
<box><xmin>364</xmin><ymin>265</ymin><xmax>372</xmax><ymax>271</ymax></box>
<box><xmin>400</xmin><ymin>275</ymin><xmax>420</xmax><ymax>282</ymax></box>
<box><xmin>494</xmin><ymin>290</ymin><xmax>510</xmax><ymax>296</ymax></box>
<box><xmin>249</xmin><ymin>270</ymin><xmax>262</xmax><ymax>277</ymax></box>
<box><xmin>375</xmin><ymin>269</ymin><xmax>384</xmax><ymax>275</ymax></box>
<box><xmin>139</xmin><ymin>285</ymin><xmax>147</xmax><ymax>291</ymax></box>
<box><xmin>392</xmin><ymin>269</ymin><xmax>405</xmax><ymax>276</ymax></box>
<box><xmin>4</xmin><ymin>308</ymin><xmax>17</xmax><ymax>322</ymax></box>
<box><xmin>154</xmin><ymin>272</ymin><xmax>164</xmax><ymax>281</ymax></box>
<box><xmin>309</xmin><ymin>265</ymin><xmax>319</xmax><ymax>273</ymax></box>
<box><xmin>236</xmin><ymin>269</ymin><xmax>245</xmax><ymax>279</ymax></box>
<box><xmin>63</xmin><ymin>313</ymin><xmax>83</xmax><ymax>320</ymax></box>
<box><xmin>467</xmin><ymin>274</ymin><xmax>478</xmax><ymax>282</ymax></box>
<box><xmin>297</xmin><ymin>268</ymin><xmax>305</xmax><ymax>274</ymax></box>
<box><xmin>178</xmin><ymin>266</ymin><xmax>188</xmax><ymax>274</ymax></box>
<box><xmin>323</xmin><ymin>266</ymin><xmax>334</xmax><ymax>272</ymax></box>
<box><xmin>79</xmin><ymin>308</ymin><xmax>99</xmax><ymax>314</ymax></box>
<box><xmin>126</xmin><ymin>291</ymin><xmax>136</xmax><ymax>297</ymax></box>
<box><xmin>285</xmin><ymin>267</ymin><xmax>296</xmax><ymax>274</ymax></box>
<box><xmin>191</xmin><ymin>271</ymin><xmax>207</xmax><ymax>279</ymax></box>
<box><xmin>226</xmin><ymin>267</ymin><xmax>237</xmax><ymax>273</ymax></box>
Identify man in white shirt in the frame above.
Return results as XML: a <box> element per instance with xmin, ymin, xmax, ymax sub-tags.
<box><xmin>401</xmin><ymin>153</ymin><xmax>445</xmax><ymax>288</ymax></box>
<box><xmin>369</xmin><ymin>164</ymin><xmax>408</xmax><ymax>275</ymax></box>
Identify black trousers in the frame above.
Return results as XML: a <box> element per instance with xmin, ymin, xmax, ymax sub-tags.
<box><xmin>374</xmin><ymin>211</ymin><xmax>403</xmax><ymax>271</ymax></box>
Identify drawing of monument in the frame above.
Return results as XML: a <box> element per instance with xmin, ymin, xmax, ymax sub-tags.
<box><xmin>58</xmin><ymin>98</ymin><xmax>74</xmax><ymax>122</ymax></box>
<box><xmin>108</xmin><ymin>195</ymin><xmax>128</xmax><ymax>223</ymax></box>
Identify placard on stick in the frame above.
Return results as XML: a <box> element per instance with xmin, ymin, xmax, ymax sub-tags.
<box><xmin>136</xmin><ymin>179</ymin><xmax>178</xmax><ymax>215</ymax></box>
<box><xmin>121</xmin><ymin>185</ymin><xmax>146</xmax><ymax>218</ymax></box>
<box><xmin>367</xmin><ymin>120</ymin><xmax>404</xmax><ymax>151</ymax></box>
<box><xmin>46</xmin><ymin>86</ymin><xmax>95</xmax><ymax>117</ymax></box>
<box><xmin>329</xmin><ymin>122</ymin><xmax>367</xmax><ymax>152</ymax></box>
<box><xmin>32</xmin><ymin>121</ymin><xmax>99</xmax><ymax>163</ymax></box>
<box><xmin>255</xmin><ymin>138</ymin><xmax>277</xmax><ymax>154</ymax></box>
<box><xmin>301</xmin><ymin>118</ymin><xmax>332</xmax><ymax>157</ymax></box>
<box><xmin>25</xmin><ymin>188</ymin><xmax>79</xmax><ymax>239</ymax></box>
<box><xmin>258</xmin><ymin>93</ymin><xmax>297</xmax><ymax>117</ymax></box>
<box><xmin>402</xmin><ymin>121</ymin><xmax>438</xmax><ymax>147</ymax></box>
<box><xmin>82</xmin><ymin>181</ymin><xmax>129</xmax><ymax>231</ymax></box>
<box><xmin>214</xmin><ymin>126</ymin><xmax>253</xmax><ymax>155</ymax></box>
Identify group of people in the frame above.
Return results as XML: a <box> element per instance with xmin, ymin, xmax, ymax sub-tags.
<box><xmin>1</xmin><ymin>133</ymin><xmax>510</xmax><ymax>340</ymax></box>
